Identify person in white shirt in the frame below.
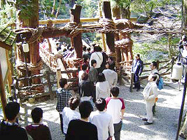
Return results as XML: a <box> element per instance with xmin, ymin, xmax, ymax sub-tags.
<box><xmin>142</xmin><ymin>74</ymin><xmax>158</xmax><ymax>125</ymax></box>
<box><xmin>149</xmin><ymin>61</ymin><xmax>159</xmax><ymax>114</ymax></box>
<box><xmin>89</xmin><ymin>46</ymin><xmax>103</xmax><ymax>71</ymax></box>
<box><xmin>62</xmin><ymin>96</ymin><xmax>81</xmax><ymax>134</ymax></box>
<box><xmin>78</xmin><ymin>64</ymin><xmax>88</xmax><ymax>85</ymax></box>
<box><xmin>96</xmin><ymin>73</ymin><xmax>110</xmax><ymax>99</ymax></box>
<box><xmin>90</xmin><ymin>98</ymin><xmax>114</xmax><ymax>140</ymax></box>
<box><xmin>106</xmin><ymin>87</ymin><xmax>125</xmax><ymax>140</ymax></box>
<box><xmin>103</xmin><ymin>62</ymin><xmax>118</xmax><ymax>88</ymax></box>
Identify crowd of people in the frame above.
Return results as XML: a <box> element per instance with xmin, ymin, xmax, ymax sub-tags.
<box><xmin>0</xmin><ymin>43</ymin><xmax>162</xmax><ymax>140</ymax></box>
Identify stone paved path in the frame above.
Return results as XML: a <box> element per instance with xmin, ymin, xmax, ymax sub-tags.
<box><xmin>19</xmin><ymin>81</ymin><xmax>187</xmax><ymax>140</ymax></box>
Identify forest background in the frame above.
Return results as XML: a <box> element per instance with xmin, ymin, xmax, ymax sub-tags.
<box><xmin>0</xmin><ymin>0</ymin><xmax>183</xmax><ymax>62</ymax></box>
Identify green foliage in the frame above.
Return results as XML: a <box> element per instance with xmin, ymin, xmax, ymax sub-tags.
<box><xmin>76</xmin><ymin>0</ymin><xmax>99</xmax><ymax>18</ymax></box>
<box><xmin>133</xmin><ymin>42</ymin><xmax>167</xmax><ymax>62</ymax></box>
<box><xmin>133</xmin><ymin>34</ymin><xmax>181</xmax><ymax>62</ymax></box>
<box><xmin>39</xmin><ymin>0</ymin><xmax>54</xmax><ymax>18</ymax></box>
<box><xmin>16</xmin><ymin>0</ymin><xmax>38</xmax><ymax>20</ymax></box>
<box><xmin>0</xmin><ymin>3</ymin><xmax>16</xmax><ymax>26</ymax></box>
<box><xmin>111</xmin><ymin>0</ymin><xmax>131</xmax><ymax>8</ymax></box>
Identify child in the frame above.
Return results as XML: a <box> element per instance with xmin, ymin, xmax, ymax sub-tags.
<box><xmin>88</xmin><ymin>59</ymin><xmax>98</xmax><ymax>84</ymax></box>
<box><xmin>88</xmin><ymin>59</ymin><xmax>98</xmax><ymax>102</ymax></box>
<box><xmin>96</xmin><ymin>73</ymin><xmax>110</xmax><ymax>100</ymax></box>
<box><xmin>142</xmin><ymin>74</ymin><xmax>158</xmax><ymax>125</ymax></box>
<box><xmin>26</xmin><ymin>107</ymin><xmax>52</xmax><ymax>140</ymax></box>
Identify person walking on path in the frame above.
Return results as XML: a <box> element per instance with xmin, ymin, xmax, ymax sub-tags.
<box><xmin>105</xmin><ymin>87</ymin><xmax>125</xmax><ymax>140</ymax></box>
<box><xmin>66</xmin><ymin>101</ymin><xmax>98</xmax><ymax>140</ymax></box>
<box><xmin>149</xmin><ymin>61</ymin><xmax>159</xmax><ymax>114</ymax></box>
<box><xmin>132</xmin><ymin>54</ymin><xmax>143</xmax><ymax>91</ymax></box>
<box><xmin>142</xmin><ymin>74</ymin><xmax>159</xmax><ymax>125</ymax></box>
<box><xmin>62</xmin><ymin>96</ymin><xmax>80</xmax><ymax>135</ymax></box>
<box><xmin>56</xmin><ymin>78</ymin><xmax>72</xmax><ymax>134</ymax></box>
<box><xmin>89</xmin><ymin>45</ymin><xmax>103</xmax><ymax>73</ymax></box>
<box><xmin>88</xmin><ymin>59</ymin><xmax>98</xmax><ymax>84</ymax></box>
<box><xmin>96</xmin><ymin>73</ymin><xmax>110</xmax><ymax>100</ymax></box>
<box><xmin>90</xmin><ymin>98</ymin><xmax>114</xmax><ymax>140</ymax></box>
<box><xmin>26</xmin><ymin>107</ymin><xmax>52</xmax><ymax>140</ymax></box>
<box><xmin>103</xmin><ymin>62</ymin><xmax>118</xmax><ymax>88</ymax></box>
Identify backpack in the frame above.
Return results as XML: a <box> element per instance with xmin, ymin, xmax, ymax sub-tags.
<box><xmin>157</xmin><ymin>77</ymin><xmax>164</xmax><ymax>90</ymax></box>
<box><xmin>155</xmin><ymin>72</ymin><xmax>164</xmax><ymax>90</ymax></box>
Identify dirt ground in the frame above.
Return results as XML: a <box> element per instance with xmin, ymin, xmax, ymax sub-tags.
<box><xmin>2</xmin><ymin>81</ymin><xmax>187</xmax><ymax>140</ymax></box>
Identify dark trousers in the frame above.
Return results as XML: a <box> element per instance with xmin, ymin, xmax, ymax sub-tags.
<box><xmin>114</xmin><ymin>121</ymin><xmax>122</xmax><ymax>140</ymax></box>
<box><xmin>134</xmin><ymin>74</ymin><xmax>140</xmax><ymax>89</ymax></box>
<box><xmin>59</xmin><ymin>113</ymin><xmax>64</xmax><ymax>134</ymax></box>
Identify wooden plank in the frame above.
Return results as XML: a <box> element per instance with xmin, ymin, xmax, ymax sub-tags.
<box><xmin>0</xmin><ymin>41</ymin><xmax>12</xmax><ymax>50</ymax></box>
<box><xmin>6</xmin><ymin>50</ymin><xmax>12</xmax><ymax>92</ymax></box>
<box><xmin>0</xmin><ymin>62</ymin><xmax>7</xmax><ymax>119</ymax></box>
<box><xmin>39</xmin><ymin>18</ymin><xmax>136</xmax><ymax>25</ymax></box>
<box><xmin>39</xmin><ymin>18</ymin><xmax>100</xmax><ymax>25</ymax></box>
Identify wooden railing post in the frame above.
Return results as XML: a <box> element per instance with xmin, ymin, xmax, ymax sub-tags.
<box><xmin>157</xmin><ymin>60</ymin><xmax>160</xmax><ymax>70</ymax></box>
<box><xmin>46</xmin><ymin>71</ymin><xmax>54</xmax><ymax>99</ymax></box>
<box><xmin>24</xmin><ymin>105</ymin><xmax>28</xmax><ymax>126</ymax></box>
<box><xmin>119</xmin><ymin>66</ymin><xmax>123</xmax><ymax>85</ymax></box>
<box><xmin>56</xmin><ymin>68</ymin><xmax>61</xmax><ymax>89</ymax></box>
<box><xmin>0</xmin><ymin>62</ymin><xmax>7</xmax><ymax>119</ymax></box>
<box><xmin>171</xmin><ymin>57</ymin><xmax>175</xmax><ymax>77</ymax></box>
<box><xmin>130</xmin><ymin>72</ymin><xmax>134</xmax><ymax>92</ymax></box>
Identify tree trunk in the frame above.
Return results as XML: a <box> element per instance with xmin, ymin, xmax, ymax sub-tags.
<box><xmin>0</xmin><ymin>0</ymin><xmax>5</xmax><ymax>8</ymax></box>
<box><xmin>70</xmin><ymin>5</ymin><xmax>82</xmax><ymax>58</ymax></box>
<box><xmin>183</xmin><ymin>0</ymin><xmax>187</xmax><ymax>29</ymax></box>
<box><xmin>51</xmin><ymin>0</ymin><xmax>56</xmax><ymax>15</ymax></box>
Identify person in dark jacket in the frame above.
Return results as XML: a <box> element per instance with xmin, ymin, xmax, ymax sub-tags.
<box><xmin>132</xmin><ymin>54</ymin><xmax>143</xmax><ymax>91</ymax></box>
<box><xmin>66</xmin><ymin>101</ymin><xmax>98</xmax><ymax>140</ymax></box>
<box><xmin>26</xmin><ymin>107</ymin><xmax>52</xmax><ymax>140</ymax></box>
<box><xmin>80</xmin><ymin>72</ymin><xmax>95</xmax><ymax>99</ymax></box>
<box><xmin>0</xmin><ymin>102</ymin><xmax>28</xmax><ymax>140</ymax></box>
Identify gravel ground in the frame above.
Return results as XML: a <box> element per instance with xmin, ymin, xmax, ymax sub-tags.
<box><xmin>20</xmin><ymin>81</ymin><xmax>187</xmax><ymax>140</ymax></box>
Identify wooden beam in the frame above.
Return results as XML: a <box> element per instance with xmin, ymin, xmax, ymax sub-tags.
<box><xmin>39</xmin><ymin>18</ymin><xmax>100</xmax><ymax>25</ymax></box>
<box><xmin>103</xmin><ymin>1</ymin><xmax>115</xmax><ymax>53</ymax></box>
<box><xmin>98</xmin><ymin>1</ymin><xmax>107</xmax><ymax>52</ymax></box>
<box><xmin>70</xmin><ymin>5</ymin><xmax>83</xmax><ymax>58</ymax></box>
<box><xmin>0</xmin><ymin>41</ymin><xmax>12</xmax><ymax>50</ymax></box>
<box><xmin>0</xmin><ymin>62</ymin><xmax>7</xmax><ymax>119</ymax></box>
<box><xmin>6</xmin><ymin>50</ymin><xmax>12</xmax><ymax>93</ymax></box>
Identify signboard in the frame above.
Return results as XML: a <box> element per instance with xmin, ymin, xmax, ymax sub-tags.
<box><xmin>0</xmin><ymin>47</ymin><xmax>8</xmax><ymax>82</ymax></box>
